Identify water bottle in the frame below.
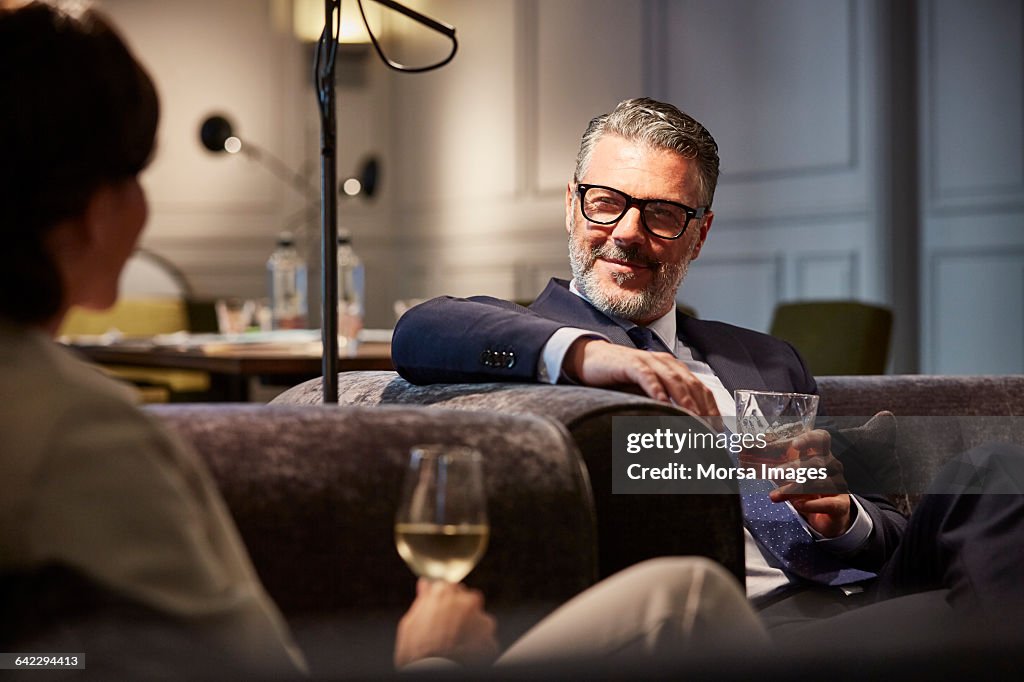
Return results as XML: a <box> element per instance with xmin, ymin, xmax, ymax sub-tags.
<box><xmin>337</xmin><ymin>233</ymin><xmax>365</xmax><ymax>347</ymax></box>
<box><xmin>266</xmin><ymin>232</ymin><xmax>308</xmax><ymax>330</ymax></box>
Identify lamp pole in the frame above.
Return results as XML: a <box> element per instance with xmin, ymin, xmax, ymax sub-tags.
<box><xmin>316</xmin><ymin>0</ymin><xmax>341</xmax><ymax>404</ymax></box>
<box><xmin>314</xmin><ymin>0</ymin><xmax>457</xmax><ymax>405</ymax></box>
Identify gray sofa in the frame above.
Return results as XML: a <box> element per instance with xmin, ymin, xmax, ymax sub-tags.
<box><xmin>166</xmin><ymin>374</ymin><xmax>1023</xmax><ymax>676</ymax></box>
<box><xmin>10</xmin><ymin>376</ymin><xmax>1021</xmax><ymax>678</ymax></box>
<box><xmin>272</xmin><ymin>376</ymin><xmax>747</xmax><ymax>584</ymax></box>
<box><xmin>272</xmin><ymin>372</ymin><xmax>1024</xmax><ymax>575</ymax></box>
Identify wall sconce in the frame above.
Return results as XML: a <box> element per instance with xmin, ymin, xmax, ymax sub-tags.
<box><xmin>199</xmin><ymin>113</ymin><xmax>380</xmax><ymax>200</ymax></box>
<box><xmin>340</xmin><ymin>157</ymin><xmax>379</xmax><ymax>199</ymax></box>
<box><xmin>199</xmin><ymin>114</ymin><xmax>309</xmax><ymax>194</ymax></box>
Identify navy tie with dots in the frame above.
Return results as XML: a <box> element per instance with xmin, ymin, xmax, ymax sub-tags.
<box><xmin>627</xmin><ymin>325</ymin><xmax>672</xmax><ymax>354</ymax></box>
<box><xmin>628</xmin><ymin>324</ymin><xmax>874</xmax><ymax>585</ymax></box>
<box><xmin>738</xmin><ymin>476</ymin><xmax>875</xmax><ymax>586</ymax></box>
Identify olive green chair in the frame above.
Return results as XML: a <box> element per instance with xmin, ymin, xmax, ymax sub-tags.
<box><xmin>58</xmin><ymin>250</ymin><xmax>214</xmax><ymax>402</ymax></box>
<box><xmin>769</xmin><ymin>300</ymin><xmax>893</xmax><ymax>375</ymax></box>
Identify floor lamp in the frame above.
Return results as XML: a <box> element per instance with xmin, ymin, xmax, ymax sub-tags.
<box><xmin>314</xmin><ymin>0</ymin><xmax>457</xmax><ymax>404</ymax></box>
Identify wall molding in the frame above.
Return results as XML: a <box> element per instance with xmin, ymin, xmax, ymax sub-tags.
<box><xmin>694</xmin><ymin>0</ymin><xmax>861</xmax><ymax>185</ymax></box>
<box><xmin>922</xmin><ymin>0</ymin><xmax>1024</xmax><ymax>211</ymax></box>
<box><xmin>643</xmin><ymin>0</ymin><xmax>667</xmax><ymax>99</ymax></box>
<box><xmin>711</xmin><ymin>208</ymin><xmax>870</xmax><ymax>231</ymax></box>
<box><xmin>925</xmin><ymin>246</ymin><xmax>1024</xmax><ymax>372</ymax></box>
<box><xmin>515</xmin><ymin>0</ymin><xmax>540</xmax><ymax>198</ymax></box>
<box><xmin>695</xmin><ymin>253</ymin><xmax>784</xmax><ymax>291</ymax></box>
<box><xmin>794</xmin><ymin>250</ymin><xmax>859</xmax><ymax>299</ymax></box>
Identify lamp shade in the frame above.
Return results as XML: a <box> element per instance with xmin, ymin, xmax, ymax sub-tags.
<box><xmin>293</xmin><ymin>0</ymin><xmax>379</xmax><ymax>44</ymax></box>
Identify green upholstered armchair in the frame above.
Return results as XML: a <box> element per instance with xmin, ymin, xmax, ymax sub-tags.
<box><xmin>769</xmin><ymin>300</ymin><xmax>893</xmax><ymax>375</ymax></box>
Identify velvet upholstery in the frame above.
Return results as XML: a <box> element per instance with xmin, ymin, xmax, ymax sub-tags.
<box><xmin>146</xmin><ymin>404</ymin><xmax>596</xmax><ymax>618</ymax></box>
<box><xmin>819</xmin><ymin>375</ymin><xmax>1024</xmax><ymax>507</ymax></box>
<box><xmin>818</xmin><ymin>374</ymin><xmax>1024</xmax><ymax>417</ymax></box>
<box><xmin>273</xmin><ymin>372</ymin><xmax>1024</xmax><ymax>574</ymax></box>
<box><xmin>272</xmin><ymin>372</ymin><xmax>747</xmax><ymax>585</ymax></box>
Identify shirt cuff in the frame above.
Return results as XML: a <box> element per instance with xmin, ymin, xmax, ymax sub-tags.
<box><xmin>811</xmin><ymin>495</ymin><xmax>874</xmax><ymax>554</ymax></box>
<box><xmin>538</xmin><ymin>327</ymin><xmax>609</xmax><ymax>384</ymax></box>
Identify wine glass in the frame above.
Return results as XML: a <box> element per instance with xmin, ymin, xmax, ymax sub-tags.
<box><xmin>394</xmin><ymin>445</ymin><xmax>489</xmax><ymax>583</ymax></box>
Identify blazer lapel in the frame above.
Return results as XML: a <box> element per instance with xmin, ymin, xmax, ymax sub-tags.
<box><xmin>530</xmin><ymin>279</ymin><xmax>634</xmax><ymax>347</ymax></box>
<box><xmin>679</xmin><ymin>314</ymin><xmax>770</xmax><ymax>394</ymax></box>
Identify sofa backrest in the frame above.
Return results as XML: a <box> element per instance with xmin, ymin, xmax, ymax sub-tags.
<box><xmin>146</xmin><ymin>403</ymin><xmax>596</xmax><ymax>619</ymax></box>
<box><xmin>272</xmin><ymin>373</ymin><xmax>747</xmax><ymax>587</ymax></box>
<box><xmin>818</xmin><ymin>375</ymin><xmax>1024</xmax><ymax>418</ymax></box>
<box><xmin>819</xmin><ymin>375</ymin><xmax>1024</xmax><ymax>507</ymax></box>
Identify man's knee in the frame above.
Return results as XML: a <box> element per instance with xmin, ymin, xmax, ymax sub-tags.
<box><xmin>627</xmin><ymin>556</ymin><xmax>739</xmax><ymax>591</ymax></box>
<box><xmin>933</xmin><ymin>442</ymin><xmax>1024</xmax><ymax>494</ymax></box>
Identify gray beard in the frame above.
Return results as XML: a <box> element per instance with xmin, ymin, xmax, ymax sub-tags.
<box><xmin>567</xmin><ymin>223</ymin><xmax>690</xmax><ymax>323</ymax></box>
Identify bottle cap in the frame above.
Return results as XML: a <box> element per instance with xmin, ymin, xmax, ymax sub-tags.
<box><xmin>276</xmin><ymin>231</ymin><xmax>295</xmax><ymax>247</ymax></box>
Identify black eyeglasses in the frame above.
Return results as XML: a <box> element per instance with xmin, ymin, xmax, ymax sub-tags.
<box><xmin>576</xmin><ymin>183</ymin><xmax>707</xmax><ymax>240</ymax></box>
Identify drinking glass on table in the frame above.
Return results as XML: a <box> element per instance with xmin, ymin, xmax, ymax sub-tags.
<box><xmin>734</xmin><ymin>390</ymin><xmax>819</xmax><ymax>465</ymax></box>
<box><xmin>215</xmin><ymin>298</ymin><xmax>255</xmax><ymax>336</ymax></box>
<box><xmin>395</xmin><ymin>445</ymin><xmax>489</xmax><ymax>583</ymax></box>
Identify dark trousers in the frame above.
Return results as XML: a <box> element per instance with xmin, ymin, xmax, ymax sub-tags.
<box><xmin>763</xmin><ymin>442</ymin><xmax>1024</xmax><ymax>641</ymax></box>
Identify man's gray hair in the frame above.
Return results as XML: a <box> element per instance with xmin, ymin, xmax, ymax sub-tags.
<box><xmin>573</xmin><ymin>97</ymin><xmax>720</xmax><ymax>208</ymax></box>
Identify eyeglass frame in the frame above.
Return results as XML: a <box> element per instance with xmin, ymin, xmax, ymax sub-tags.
<box><xmin>575</xmin><ymin>183</ymin><xmax>709</xmax><ymax>240</ymax></box>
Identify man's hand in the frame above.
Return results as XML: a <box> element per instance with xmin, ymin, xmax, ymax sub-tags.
<box><xmin>767</xmin><ymin>429</ymin><xmax>852</xmax><ymax>538</ymax></box>
<box><xmin>394</xmin><ymin>579</ymin><xmax>499</xmax><ymax>668</ymax></box>
<box><xmin>563</xmin><ymin>338</ymin><xmax>720</xmax><ymax>418</ymax></box>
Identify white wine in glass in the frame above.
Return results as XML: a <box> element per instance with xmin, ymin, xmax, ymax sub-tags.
<box><xmin>395</xmin><ymin>445</ymin><xmax>489</xmax><ymax>583</ymax></box>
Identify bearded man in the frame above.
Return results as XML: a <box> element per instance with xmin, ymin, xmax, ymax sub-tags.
<box><xmin>393</xmin><ymin>97</ymin><xmax>819</xmax><ymax>431</ymax></box>
<box><xmin>390</xmin><ymin>96</ymin><xmax>1024</xmax><ymax>646</ymax></box>
<box><xmin>392</xmin><ymin>97</ymin><xmax>905</xmax><ymax>610</ymax></box>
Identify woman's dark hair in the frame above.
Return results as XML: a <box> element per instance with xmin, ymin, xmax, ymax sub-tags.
<box><xmin>0</xmin><ymin>1</ymin><xmax>159</xmax><ymax>324</ymax></box>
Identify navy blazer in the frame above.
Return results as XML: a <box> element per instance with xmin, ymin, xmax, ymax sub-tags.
<box><xmin>396</xmin><ymin>278</ymin><xmax>816</xmax><ymax>392</ymax></box>
<box><xmin>392</xmin><ymin>277</ymin><xmax>905</xmax><ymax>570</ymax></box>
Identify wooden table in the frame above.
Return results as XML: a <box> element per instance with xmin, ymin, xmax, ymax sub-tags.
<box><xmin>68</xmin><ymin>339</ymin><xmax>393</xmax><ymax>401</ymax></box>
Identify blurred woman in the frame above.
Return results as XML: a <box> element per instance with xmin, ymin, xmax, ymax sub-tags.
<box><xmin>0</xmin><ymin>1</ymin><xmax>304</xmax><ymax>674</ymax></box>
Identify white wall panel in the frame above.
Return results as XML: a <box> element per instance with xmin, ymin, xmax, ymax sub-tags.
<box><xmin>653</xmin><ymin>0</ymin><xmax>872</xmax><ymax>222</ymax></box>
<box><xmin>931</xmin><ymin>251</ymin><xmax>1024</xmax><ymax>374</ymax></box>
<box><xmin>101</xmin><ymin>0</ymin><xmax>292</xmax><ymax>212</ymax></box>
<box><xmin>678</xmin><ymin>256</ymin><xmax>782</xmax><ymax>332</ymax></box>
<box><xmin>645</xmin><ymin>0</ymin><xmax>887</xmax><ymax>334</ymax></box>
<box><xmin>658</xmin><ymin>0</ymin><xmax>854</xmax><ymax>179</ymax></box>
<box><xmin>390</xmin><ymin>0</ymin><xmax>518</xmax><ymax>208</ymax></box>
<box><xmin>920</xmin><ymin>0</ymin><xmax>1024</xmax><ymax>373</ymax></box>
<box><xmin>795</xmin><ymin>252</ymin><xmax>859</xmax><ymax>299</ymax></box>
<box><xmin>534</xmin><ymin>1</ymin><xmax>644</xmax><ymax>193</ymax></box>
<box><xmin>927</xmin><ymin>0</ymin><xmax>1024</xmax><ymax>205</ymax></box>
<box><xmin>99</xmin><ymin>0</ymin><xmax>321</xmax><ymax>302</ymax></box>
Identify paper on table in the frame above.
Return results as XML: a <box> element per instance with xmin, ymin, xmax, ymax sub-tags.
<box><xmin>150</xmin><ymin>329</ymin><xmax>322</xmax><ymax>348</ymax></box>
<box><xmin>357</xmin><ymin>328</ymin><xmax>393</xmax><ymax>343</ymax></box>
